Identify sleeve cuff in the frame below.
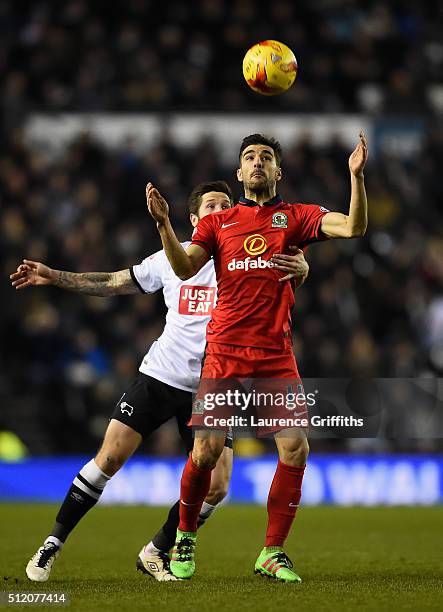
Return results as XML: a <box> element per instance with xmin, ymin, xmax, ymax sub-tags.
<box><xmin>191</xmin><ymin>240</ymin><xmax>212</xmax><ymax>255</ymax></box>
<box><xmin>299</xmin><ymin>214</ymin><xmax>330</xmax><ymax>249</ymax></box>
<box><xmin>130</xmin><ymin>266</ymin><xmax>146</xmax><ymax>294</ymax></box>
<box><xmin>315</xmin><ymin>214</ymin><xmax>329</xmax><ymax>240</ymax></box>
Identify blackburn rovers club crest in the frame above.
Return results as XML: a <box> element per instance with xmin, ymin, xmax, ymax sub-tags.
<box><xmin>272</xmin><ymin>212</ymin><xmax>288</xmax><ymax>228</ymax></box>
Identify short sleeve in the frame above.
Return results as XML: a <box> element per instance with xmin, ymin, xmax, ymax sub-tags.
<box><xmin>131</xmin><ymin>249</ymin><xmax>167</xmax><ymax>294</ymax></box>
<box><xmin>295</xmin><ymin>204</ymin><xmax>331</xmax><ymax>248</ymax></box>
<box><xmin>191</xmin><ymin>214</ymin><xmax>217</xmax><ymax>255</ymax></box>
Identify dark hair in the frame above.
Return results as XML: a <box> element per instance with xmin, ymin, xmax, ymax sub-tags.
<box><xmin>239</xmin><ymin>134</ymin><xmax>283</xmax><ymax>166</ymax></box>
<box><xmin>187</xmin><ymin>180</ymin><xmax>233</xmax><ymax>215</ymax></box>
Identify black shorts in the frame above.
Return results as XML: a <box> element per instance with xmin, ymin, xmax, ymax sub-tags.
<box><xmin>111</xmin><ymin>373</ymin><xmax>233</xmax><ymax>454</ymax></box>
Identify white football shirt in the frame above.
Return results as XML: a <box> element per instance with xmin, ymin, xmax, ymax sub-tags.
<box><xmin>131</xmin><ymin>242</ymin><xmax>216</xmax><ymax>393</ymax></box>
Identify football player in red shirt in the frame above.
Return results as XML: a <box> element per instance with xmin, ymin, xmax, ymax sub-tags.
<box><xmin>147</xmin><ymin>131</ymin><xmax>368</xmax><ymax>582</ymax></box>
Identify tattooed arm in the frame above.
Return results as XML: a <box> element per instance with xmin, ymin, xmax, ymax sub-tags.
<box><xmin>10</xmin><ymin>260</ymin><xmax>140</xmax><ymax>296</ymax></box>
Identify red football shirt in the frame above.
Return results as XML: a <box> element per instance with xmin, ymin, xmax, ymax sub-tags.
<box><xmin>192</xmin><ymin>195</ymin><xmax>329</xmax><ymax>349</ymax></box>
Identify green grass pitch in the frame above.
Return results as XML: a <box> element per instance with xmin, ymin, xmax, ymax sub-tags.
<box><xmin>0</xmin><ymin>504</ymin><xmax>441</xmax><ymax>611</ymax></box>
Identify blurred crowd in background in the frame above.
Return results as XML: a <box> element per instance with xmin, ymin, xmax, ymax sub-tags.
<box><xmin>1</xmin><ymin>127</ymin><xmax>441</xmax><ymax>456</ymax></box>
<box><xmin>1</xmin><ymin>0</ymin><xmax>442</xmax><ymax>116</ymax></box>
<box><xmin>0</xmin><ymin>0</ymin><xmax>442</xmax><ymax>457</ymax></box>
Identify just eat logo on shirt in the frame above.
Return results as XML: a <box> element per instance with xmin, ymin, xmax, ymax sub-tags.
<box><xmin>179</xmin><ymin>285</ymin><xmax>216</xmax><ymax>316</ymax></box>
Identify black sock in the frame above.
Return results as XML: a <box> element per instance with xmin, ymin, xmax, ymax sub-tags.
<box><xmin>152</xmin><ymin>500</ymin><xmax>180</xmax><ymax>552</ymax></box>
<box><xmin>50</xmin><ymin>484</ymin><xmax>98</xmax><ymax>542</ymax></box>
<box><xmin>49</xmin><ymin>460</ymin><xmax>110</xmax><ymax>543</ymax></box>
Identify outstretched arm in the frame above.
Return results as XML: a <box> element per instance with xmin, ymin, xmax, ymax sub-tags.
<box><xmin>10</xmin><ymin>261</ymin><xmax>139</xmax><ymax>296</ymax></box>
<box><xmin>320</xmin><ymin>131</ymin><xmax>368</xmax><ymax>239</ymax></box>
<box><xmin>146</xmin><ymin>182</ymin><xmax>209</xmax><ymax>280</ymax></box>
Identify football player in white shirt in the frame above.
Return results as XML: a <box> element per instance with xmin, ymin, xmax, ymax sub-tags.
<box><xmin>11</xmin><ymin>180</ymin><xmax>309</xmax><ymax>583</ymax></box>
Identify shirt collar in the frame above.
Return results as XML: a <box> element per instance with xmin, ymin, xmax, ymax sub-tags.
<box><xmin>238</xmin><ymin>194</ymin><xmax>283</xmax><ymax>207</ymax></box>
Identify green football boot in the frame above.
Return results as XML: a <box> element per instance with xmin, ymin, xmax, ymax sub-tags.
<box><xmin>254</xmin><ymin>547</ymin><xmax>302</xmax><ymax>583</ymax></box>
<box><xmin>170</xmin><ymin>529</ymin><xmax>197</xmax><ymax>579</ymax></box>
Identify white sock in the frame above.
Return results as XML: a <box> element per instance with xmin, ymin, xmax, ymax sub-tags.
<box><xmin>71</xmin><ymin>459</ymin><xmax>111</xmax><ymax>504</ymax></box>
<box><xmin>80</xmin><ymin>459</ymin><xmax>111</xmax><ymax>490</ymax></box>
<box><xmin>44</xmin><ymin>536</ymin><xmax>63</xmax><ymax>549</ymax></box>
<box><xmin>144</xmin><ymin>541</ymin><xmax>161</xmax><ymax>554</ymax></box>
<box><xmin>199</xmin><ymin>501</ymin><xmax>217</xmax><ymax>520</ymax></box>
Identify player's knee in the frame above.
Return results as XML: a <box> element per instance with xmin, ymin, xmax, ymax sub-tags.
<box><xmin>280</xmin><ymin>437</ymin><xmax>309</xmax><ymax>467</ymax></box>
<box><xmin>95</xmin><ymin>447</ymin><xmax>128</xmax><ymax>476</ymax></box>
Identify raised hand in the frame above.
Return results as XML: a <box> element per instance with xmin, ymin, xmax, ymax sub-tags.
<box><xmin>10</xmin><ymin>260</ymin><xmax>55</xmax><ymax>290</ymax></box>
<box><xmin>349</xmin><ymin>131</ymin><xmax>368</xmax><ymax>178</ymax></box>
<box><xmin>146</xmin><ymin>182</ymin><xmax>170</xmax><ymax>225</ymax></box>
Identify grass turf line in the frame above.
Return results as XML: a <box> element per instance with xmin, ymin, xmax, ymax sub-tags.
<box><xmin>0</xmin><ymin>504</ymin><xmax>441</xmax><ymax>612</ymax></box>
